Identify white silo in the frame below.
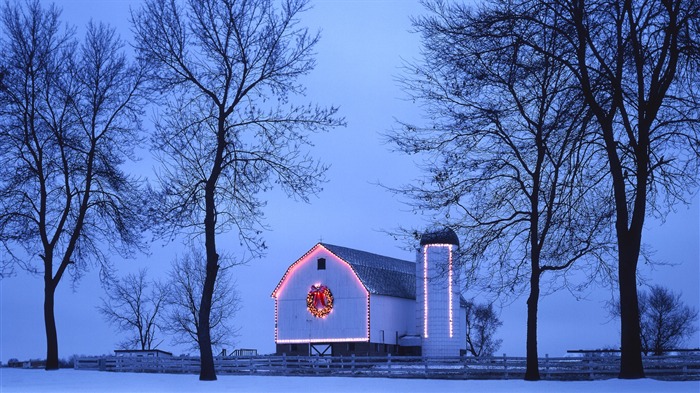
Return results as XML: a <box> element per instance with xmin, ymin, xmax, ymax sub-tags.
<box><xmin>416</xmin><ymin>227</ymin><xmax>461</xmax><ymax>357</ymax></box>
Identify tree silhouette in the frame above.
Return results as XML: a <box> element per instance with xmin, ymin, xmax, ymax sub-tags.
<box><xmin>611</xmin><ymin>285</ymin><xmax>699</xmax><ymax>356</ymax></box>
<box><xmin>514</xmin><ymin>0</ymin><xmax>700</xmax><ymax>378</ymax></box>
<box><xmin>0</xmin><ymin>1</ymin><xmax>147</xmax><ymax>370</ymax></box>
<box><xmin>99</xmin><ymin>269</ymin><xmax>166</xmax><ymax>351</ymax></box>
<box><xmin>464</xmin><ymin>301</ymin><xmax>502</xmax><ymax>357</ymax></box>
<box><xmin>390</xmin><ymin>0</ymin><xmax>614</xmax><ymax>380</ymax></box>
<box><xmin>132</xmin><ymin>0</ymin><xmax>343</xmax><ymax>380</ymax></box>
<box><xmin>402</xmin><ymin>0</ymin><xmax>700</xmax><ymax>378</ymax></box>
<box><xmin>162</xmin><ymin>247</ymin><xmax>240</xmax><ymax>353</ymax></box>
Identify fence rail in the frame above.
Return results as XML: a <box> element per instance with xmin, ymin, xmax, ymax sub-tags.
<box><xmin>74</xmin><ymin>353</ymin><xmax>700</xmax><ymax>380</ymax></box>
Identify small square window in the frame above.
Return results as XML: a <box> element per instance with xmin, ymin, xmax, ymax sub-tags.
<box><xmin>317</xmin><ymin>258</ymin><xmax>326</xmax><ymax>270</ymax></box>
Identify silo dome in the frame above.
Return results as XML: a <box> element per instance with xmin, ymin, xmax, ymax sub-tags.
<box><xmin>419</xmin><ymin>227</ymin><xmax>459</xmax><ymax>247</ymax></box>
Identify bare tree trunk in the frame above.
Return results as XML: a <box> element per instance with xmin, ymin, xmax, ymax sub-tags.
<box><xmin>198</xmin><ymin>114</ymin><xmax>225</xmax><ymax>381</ymax></box>
<box><xmin>525</xmin><ymin>269</ymin><xmax>541</xmax><ymax>381</ymax></box>
<box><xmin>43</xmin><ymin>277</ymin><xmax>59</xmax><ymax>370</ymax></box>
<box><xmin>602</xmin><ymin>117</ymin><xmax>647</xmax><ymax>378</ymax></box>
<box><xmin>616</xmin><ymin>120</ymin><xmax>650</xmax><ymax>379</ymax></box>
<box><xmin>199</xmin><ymin>190</ymin><xmax>219</xmax><ymax>380</ymax></box>
<box><xmin>197</xmin><ymin>255</ymin><xmax>218</xmax><ymax>380</ymax></box>
<box><xmin>618</xmin><ymin>232</ymin><xmax>645</xmax><ymax>378</ymax></box>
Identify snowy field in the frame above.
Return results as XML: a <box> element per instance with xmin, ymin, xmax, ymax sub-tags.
<box><xmin>1</xmin><ymin>369</ymin><xmax>699</xmax><ymax>393</ymax></box>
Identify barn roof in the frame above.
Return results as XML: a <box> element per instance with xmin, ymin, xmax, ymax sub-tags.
<box><xmin>272</xmin><ymin>242</ymin><xmax>468</xmax><ymax>304</ymax></box>
<box><xmin>321</xmin><ymin>243</ymin><xmax>416</xmax><ymax>300</ymax></box>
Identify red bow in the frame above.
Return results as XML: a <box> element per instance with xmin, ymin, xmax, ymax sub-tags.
<box><xmin>310</xmin><ymin>285</ymin><xmax>327</xmax><ymax>310</ymax></box>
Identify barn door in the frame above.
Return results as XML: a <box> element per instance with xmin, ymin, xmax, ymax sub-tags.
<box><xmin>310</xmin><ymin>344</ymin><xmax>332</xmax><ymax>356</ymax></box>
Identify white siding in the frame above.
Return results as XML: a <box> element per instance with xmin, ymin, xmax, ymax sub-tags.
<box><xmin>369</xmin><ymin>295</ymin><xmax>416</xmax><ymax>344</ymax></box>
<box><xmin>274</xmin><ymin>246</ymin><xmax>369</xmax><ymax>343</ymax></box>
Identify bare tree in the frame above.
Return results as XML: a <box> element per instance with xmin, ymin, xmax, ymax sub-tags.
<box><xmin>99</xmin><ymin>269</ymin><xmax>166</xmax><ymax>351</ymax></box>
<box><xmin>162</xmin><ymin>247</ymin><xmax>240</xmax><ymax>354</ymax></box>
<box><xmin>131</xmin><ymin>0</ymin><xmax>343</xmax><ymax>380</ymax></box>
<box><xmin>464</xmin><ymin>301</ymin><xmax>502</xmax><ymax>357</ymax></box>
<box><xmin>640</xmin><ymin>286</ymin><xmax>699</xmax><ymax>356</ymax></box>
<box><xmin>389</xmin><ymin>0</ymin><xmax>613</xmax><ymax>380</ymax></box>
<box><xmin>0</xmin><ymin>1</ymin><xmax>147</xmax><ymax>370</ymax></box>
<box><xmin>510</xmin><ymin>0</ymin><xmax>700</xmax><ymax>378</ymax></box>
<box><xmin>611</xmin><ymin>285</ymin><xmax>699</xmax><ymax>356</ymax></box>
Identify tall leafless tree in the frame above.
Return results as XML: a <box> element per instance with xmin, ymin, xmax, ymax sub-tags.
<box><xmin>162</xmin><ymin>247</ymin><xmax>240</xmax><ymax>354</ymax></box>
<box><xmin>99</xmin><ymin>269</ymin><xmax>166</xmax><ymax>351</ymax></box>
<box><xmin>0</xmin><ymin>1</ymin><xmax>148</xmax><ymax>370</ymax></box>
<box><xmin>132</xmin><ymin>0</ymin><xmax>343</xmax><ymax>380</ymax></box>
<box><xmin>508</xmin><ymin>0</ymin><xmax>700</xmax><ymax>378</ymax></box>
<box><xmin>389</xmin><ymin>1</ymin><xmax>614</xmax><ymax>380</ymax></box>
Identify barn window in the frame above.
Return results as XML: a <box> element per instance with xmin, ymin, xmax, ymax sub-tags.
<box><xmin>317</xmin><ymin>258</ymin><xmax>326</xmax><ymax>270</ymax></box>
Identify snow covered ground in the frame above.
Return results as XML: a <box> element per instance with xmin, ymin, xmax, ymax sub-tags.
<box><xmin>1</xmin><ymin>369</ymin><xmax>699</xmax><ymax>393</ymax></box>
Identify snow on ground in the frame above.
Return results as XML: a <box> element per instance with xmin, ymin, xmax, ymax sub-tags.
<box><xmin>1</xmin><ymin>368</ymin><xmax>698</xmax><ymax>393</ymax></box>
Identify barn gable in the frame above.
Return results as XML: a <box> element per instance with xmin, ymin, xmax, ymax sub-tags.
<box><xmin>271</xmin><ymin>243</ymin><xmax>370</xmax><ymax>344</ymax></box>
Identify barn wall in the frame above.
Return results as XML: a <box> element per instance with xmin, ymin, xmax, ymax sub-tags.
<box><xmin>369</xmin><ymin>294</ymin><xmax>416</xmax><ymax>345</ymax></box>
<box><xmin>274</xmin><ymin>246</ymin><xmax>369</xmax><ymax>343</ymax></box>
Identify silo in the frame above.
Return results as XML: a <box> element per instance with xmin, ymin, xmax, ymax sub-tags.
<box><xmin>416</xmin><ymin>227</ymin><xmax>461</xmax><ymax>357</ymax></box>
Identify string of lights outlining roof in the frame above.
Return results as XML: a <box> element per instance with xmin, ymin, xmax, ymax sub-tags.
<box><xmin>276</xmin><ymin>337</ymin><xmax>369</xmax><ymax>344</ymax></box>
<box><xmin>271</xmin><ymin>243</ymin><xmax>370</xmax><ymax>299</ymax></box>
<box><xmin>272</xmin><ymin>243</ymin><xmax>370</xmax><ymax>344</ymax></box>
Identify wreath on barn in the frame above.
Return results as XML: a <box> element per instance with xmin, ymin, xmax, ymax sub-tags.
<box><xmin>307</xmin><ymin>284</ymin><xmax>334</xmax><ymax>318</ymax></box>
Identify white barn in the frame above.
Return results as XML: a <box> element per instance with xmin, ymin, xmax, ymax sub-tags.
<box><xmin>271</xmin><ymin>228</ymin><xmax>467</xmax><ymax>356</ymax></box>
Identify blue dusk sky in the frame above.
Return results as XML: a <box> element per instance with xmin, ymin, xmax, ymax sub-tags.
<box><xmin>1</xmin><ymin>0</ymin><xmax>698</xmax><ymax>362</ymax></box>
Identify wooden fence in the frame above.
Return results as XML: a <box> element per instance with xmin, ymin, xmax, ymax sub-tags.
<box><xmin>74</xmin><ymin>353</ymin><xmax>700</xmax><ymax>380</ymax></box>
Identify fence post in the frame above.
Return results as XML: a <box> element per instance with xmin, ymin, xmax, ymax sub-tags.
<box><xmin>387</xmin><ymin>353</ymin><xmax>391</xmax><ymax>375</ymax></box>
<box><xmin>503</xmin><ymin>353</ymin><xmax>508</xmax><ymax>379</ymax></box>
<box><xmin>424</xmin><ymin>356</ymin><xmax>429</xmax><ymax>377</ymax></box>
<box><xmin>351</xmin><ymin>354</ymin><xmax>355</xmax><ymax>374</ymax></box>
<box><xmin>588</xmin><ymin>357</ymin><xmax>593</xmax><ymax>380</ymax></box>
<box><xmin>545</xmin><ymin>354</ymin><xmax>549</xmax><ymax>379</ymax></box>
<box><xmin>282</xmin><ymin>353</ymin><xmax>287</xmax><ymax>375</ymax></box>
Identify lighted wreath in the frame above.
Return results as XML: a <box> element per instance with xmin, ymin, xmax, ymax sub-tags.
<box><xmin>307</xmin><ymin>284</ymin><xmax>334</xmax><ymax>318</ymax></box>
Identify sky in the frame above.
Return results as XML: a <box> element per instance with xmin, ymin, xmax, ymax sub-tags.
<box><xmin>1</xmin><ymin>0</ymin><xmax>699</xmax><ymax>363</ymax></box>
